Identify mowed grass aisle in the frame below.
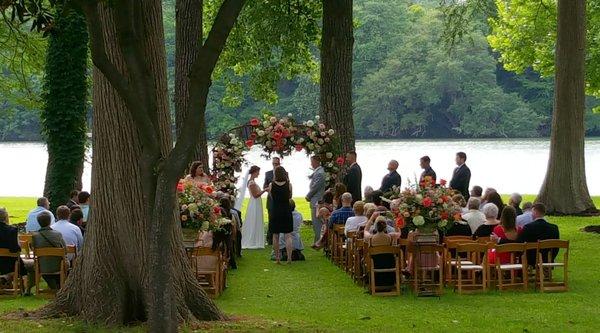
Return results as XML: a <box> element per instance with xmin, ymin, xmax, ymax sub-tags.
<box><xmin>0</xmin><ymin>197</ymin><xmax>599</xmax><ymax>332</ymax></box>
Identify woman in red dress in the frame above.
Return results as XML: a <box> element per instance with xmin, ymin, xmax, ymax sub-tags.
<box><xmin>489</xmin><ymin>206</ymin><xmax>522</xmax><ymax>264</ymax></box>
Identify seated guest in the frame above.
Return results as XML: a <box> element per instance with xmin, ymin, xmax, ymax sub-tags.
<box><xmin>312</xmin><ymin>207</ymin><xmax>333</xmax><ymax>249</ymax></box>
<box><xmin>480</xmin><ymin>187</ymin><xmax>496</xmax><ymax>208</ymax></box>
<box><xmin>473</xmin><ymin>203</ymin><xmax>500</xmax><ymax>238</ymax></box>
<box><xmin>489</xmin><ymin>206</ymin><xmax>522</xmax><ymax>264</ymax></box>
<box><xmin>379</xmin><ymin>160</ymin><xmax>402</xmax><ymax>193</ymax></box>
<box><xmin>363</xmin><ymin>216</ymin><xmax>400</xmax><ymax>289</ymax></box>
<box><xmin>486</xmin><ymin>191</ymin><xmax>505</xmax><ymax>219</ymax></box>
<box><xmin>0</xmin><ymin>208</ymin><xmax>21</xmax><ymax>285</ymax></box>
<box><xmin>445</xmin><ymin>219</ymin><xmax>472</xmax><ymax>237</ymax></box>
<box><xmin>363</xmin><ymin>215</ymin><xmax>401</xmax><ymax>245</ymax></box>
<box><xmin>66</xmin><ymin>190</ymin><xmax>79</xmax><ymax>209</ymax></box>
<box><xmin>26</xmin><ymin>197</ymin><xmax>55</xmax><ymax>232</ymax></box>
<box><xmin>32</xmin><ymin>212</ymin><xmax>67</xmax><ymax>290</ymax></box>
<box><xmin>328</xmin><ymin>192</ymin><xmax>354</xmax><ymax>229</ymax></box>
<box><xmin>452</xmin><ymin>194</ymin><xmax>468</xmax><ymax>214</ymax></box>
<box><xmin>462</xmin><ymin>197</ymin><xmax>486</xmax><ymax>234</ymax></box>
<box><xmin>508</xmin><ymin>193</ymin><xmax>523</xmax><ymax>215</ymax></box>
<box><xmin>345</xmin><ymin>201</ymin><xmax>367</xmax><ymax>235</ymax></box>
<box><xmin>78</xmin><ymin>191</ymin><xmax>91</xmax><ymax>223</ymax></box>
<box><xmin>363</xmin><ymin>186</ymin><xmax>374</xmax><ymax>203</ymax></box>
<box><xmin>52</xmin><ymin>206</ymin><xmax>84</xmax><ymax>258</ymax></box>
<box><xmin>318</xmin><ymin>190</ymin><xmax>335</xmax><ymax>213</ymax></box>
<box><xmin>470</xmin><ymin>186</ymin><xmax>483</xmax><ymax>202</ymax></box>
<box><xmin>332</xmin><ymin>183</ymin><xmax>347</xmax><ymax>210</ymax></box>
<box><xmin>371</xmin><ymin>190</ymin><xmax>388</xmax><ymax>212</ymax></box>
<box><xmin>277</xmin><ymin>200</ymin><xmax>305</xmax><ymax>261</ymax></box>
<box><xmin>69</xmin><ymin>209</ymin><xmax>85</xmax><ymax>233</ymax></box>
<box><xmin>516</xmin><ymin>202</ymin><xmax>534</xmax><ymax>228</ymax></box>
<box><xmin>499</xmin><ymin>203</ymin><xmax>559</xmax><ymax>265</ymax></box>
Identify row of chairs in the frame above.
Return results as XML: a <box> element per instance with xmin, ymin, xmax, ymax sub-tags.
<box><xmin>188</xmin><ymin>247</ymin><xmax>228</xmax><ymax>298</ymax></box>
<box><xmin>326</xmin><ymin>226</ymin><xmax>569</xmax><ymax>296</ymax></box>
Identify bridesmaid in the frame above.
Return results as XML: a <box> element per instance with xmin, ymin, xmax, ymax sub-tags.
<box><xmin>268</xmin><ymin>166</ymin><xmax>294</xmax><ymax>264</ymax></box>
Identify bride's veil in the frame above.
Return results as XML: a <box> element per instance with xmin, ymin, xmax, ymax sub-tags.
<box><xmin>234</xmin><ymin>170</ymin><xmax>251</xmax><ymax>211</ymax></box>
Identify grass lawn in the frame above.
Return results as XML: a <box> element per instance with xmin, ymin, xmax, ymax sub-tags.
<box><xmin>1</xmin><ymin>196</ymin><xmax>599</xmax><ymax>332</ymax></box>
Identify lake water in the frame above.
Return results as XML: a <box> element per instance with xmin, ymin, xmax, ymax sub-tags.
<box><xmin>1</xmin><ymin>139</ymin><xmax>599</xmax><ymax>197</ymax></box>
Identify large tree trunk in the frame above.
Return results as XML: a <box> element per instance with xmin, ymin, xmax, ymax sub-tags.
<box><xmin>42</xmin><ymin>6</ymin><xmax>88</xmax><ymax>212</ymax></box>
<box><xmin>319</xmin><ymin>0</ymin><xmax>355</xmax><ymax>154</ymax></box>
<box><xmin>175</xmin><ymin>0</ymin><xmax>210</xmax><ymax>171</ymax></box>
<box><xmin>537</xmin><ymin>0</ymin><xmax>597</xmax><ymax>215</ymax></box>
<box><xmin>41</xmin><ymin>0</ymin><xmax>223</xmax><ymax>329</ymax></box>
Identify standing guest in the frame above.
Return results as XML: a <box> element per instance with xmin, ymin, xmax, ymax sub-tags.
<box><xmin>277</xmin><ymin>200</ymin><xmax>305</xmax><ymax>261</ymax></box>
<box><xmin>489</xmin><ymin>206</ymin><xmax>522</xmax><ymax>264</ymax></box>
<box><xmin>264</xmin><ymin>157</ymin><xmax>281</xmax><ymax>246</ymax></box>
<box><xmin>69</xmin><ymin>209</ymin><xmax>85</xmax><ymax>234</ymax></box>
<box><xmin>419</xmin><ymin>155</ymin><xmax>437</xmax><ymax>183</ymax></box>
<box><xmin>78</xmin><ymin>191</ymin><xmax>91</xmax><ymax>223</ymax></box>
<box><xmin>379</xmin><ymin>160</ymin><xmax>402</xmax><ymax>193</ymax></box>
<box><xmin>486</xmin><ymin>191</ymin><xmax>505</xmax><ymax>219</ymax></box>
<box><xmin>305</xmin><ymin>155</ymin><xmax>326</xmax><ymax>245</ymax></box>
<box><xmin>363</xmin><ymin>186</ymin><xmax>374</xmax><ymax>203</ymax></box>
<box><xmin>185</xmin><ymin>161</ymin><xmax>212</xmax><ymax>184</ymax></box>
<box><xmin>32</xmin><ymin>212</ymin><xmax>67</xmax><ymax>290</ymax></box>
<box><xmin>332</xmin><ymin>183</ymin><xmax>347</xmax><ymax>210</ymax></box>
<box><xmin>516</xmin><ymin>202</ymin><xmax>534</xmax><ymax>228</ymax></box>
<box><xmin>509</xmin><ymin>193</ymin><xmax>523</xmax><ymax>215</ymax></box>
<box><xmin>328</xmin><ymin>193</ymin><xmax>355</xmax><ymax>229</ymax></box>
<box><xmin>344</xmin><ymin>201</ymin><xmax>367</xmax><ymax>235</ymax></box>
<box><xmin>51</xmin><ymin>206</ymin><xmax>84</xmax><ymax>258</ymax></box>
<box><xmin>473</xmin><ymin>203</ymin><xmax>500</xmax><ymax>238</ymax></box>
<box><xmin>470</xmin><ymin>186</ymin><xmax>483</xmax><ymax>202</ymax></box>
<box><xmin>343</xmin><ymin>151</ymin><xmax>362</xmax><ymax>202</ymax></box>
<box><xmin>463</xmin><ymin>197</ymin><xmax>486</xmax><ymax>234</ymax></box>
<box><xmin>269</xmin><ymin>166</ymin><xmax>294</xmax><ymax>264</ymax></box>
<box><xmin>449</xmin><ymin>152</ymin><xmax>471</xmax><ymax>199</ymax></box>
<box><xmin>66</xmin><ymin>190</ymin><xmax>79</xmax><ymax>209</ymax></box>
<box><xmin>498</xmin><ymin>203</ymin><xmax>559</xmax><ymax>265</ymax></box>
<box><xmin>26</xmin><ymin>197</ymin><xmax>55</xmax><ymax>232</ymax></box>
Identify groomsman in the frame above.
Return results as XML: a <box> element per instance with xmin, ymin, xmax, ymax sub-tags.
<box><xmin>263</xmin><ymin>157</ymin><xmax>280</xmax><ymax>245</ymax></box>
<box><xmin>305</xmin><ymin>156</ymin><xmax>326</xmax><ymax>244</ymax></box>
<box><xmin>449</xmin><ymin>152</ymin><xmax>471</xmax><ymax>199</ymax></box>
<box><xmin>343</xmin><ymin>151</ymin><xmax>362</xmax><ymax>202</ymax></box>
<box><xmin>379</xmin><ymin>160</ymin><xmax>401</xmax><ymax>193</ymax></box>
<box><xmin>419</xmin><ymin>155</ymin><xmax>437</xmax><ymax>183</ymax></box>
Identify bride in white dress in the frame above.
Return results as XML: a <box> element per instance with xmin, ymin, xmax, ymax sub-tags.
<box><xmin>240</xmin><ymin>166</ymin><xmax>267</xmax><ymax>249</ymax></box>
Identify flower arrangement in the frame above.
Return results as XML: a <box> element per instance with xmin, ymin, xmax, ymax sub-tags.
<box><xmin>177</xmin><ymin>178</ymin><xmax>232</xmax><ymax>231</ymax></box>
<box><xmin>384</xmin><ymin>176</ymin><xmax>462</xmax><ymax>232</ymax></box>
<box><xmin>248</xmin><ymin>113</ymin><xmax>298</xmax><ymax>157</ymax></box>
<box><xmin>212</xmin><ymin>133</ymin><xmax>247</xmax><ymax>196</ymax></box>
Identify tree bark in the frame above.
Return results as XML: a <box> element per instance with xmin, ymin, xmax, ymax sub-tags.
<box><xmin>175</xmin><ymin>0</ymin><xmax>210</xmax><ymax>171</ymax></box>
<box><xmin>42</xmin><ymin>6</ymin><xmax>88</xmax><ymax>212</ymax></box>
<box><xmin>319</xmin><ymin>0</ymin><xmax>355</xmax><ymax>154</ymax></box>
<box><xmin>537</xmin><ymin>0</ymin><xmax>598</xmax><ymax>215</ymax></box>
<box><xmin>39</xmin><ymin>0</ymin><xmax>244</xmax><ymax>330</ymax></box>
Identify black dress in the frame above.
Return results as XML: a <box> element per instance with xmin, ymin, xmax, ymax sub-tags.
<box><xmin>269</xmin><ymin>181</ymin><xmax>293</xmax><ymax>234</ymax></box>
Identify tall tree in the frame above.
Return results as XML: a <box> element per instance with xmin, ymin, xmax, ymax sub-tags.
<box><xmin>41</xmin><ymin>6</ymin><xmax>88</xmax><ymax>212</ymax></box>
<box><xmin>537</xmin><ymin>0</ymin><xmax>597</xmax><ymax>214</ymax></box>
<box><xmin>175</xmin><ymin>0</ymin><xmax>209</xmax><ymax>170</ymax></box>
<box><xmin>320</xmin><ymin>0</ymin><xmax>355</xmax><ymax>153</ymax></box>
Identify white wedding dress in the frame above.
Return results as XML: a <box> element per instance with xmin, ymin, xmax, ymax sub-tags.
<box><xmin>241</xmin><ymin>179</ymin><xmax>265</xmax><ymax>249</ymax></box>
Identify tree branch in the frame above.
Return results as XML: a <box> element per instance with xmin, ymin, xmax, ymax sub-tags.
<box><xmin>165</xmin><ymin>0</ymin><xmax>247</xmax><ymax>179</ymax></box>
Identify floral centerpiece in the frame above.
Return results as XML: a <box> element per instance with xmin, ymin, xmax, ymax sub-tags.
<box><xmin>212</xmin><ymin>133</ymin><xmax>246</xmax><ymax>196</ymax></box>
<box><xmin>177</xmin><ymin>179</ymin><xmax>231</xmax><ymax>232</ymax></box>
<box><xmin>384</xmin><ymin>177</ymin><xmax>462</xmax><ymax>233</ymax></box>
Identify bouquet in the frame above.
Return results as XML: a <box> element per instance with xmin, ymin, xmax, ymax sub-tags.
<box><xmin>384</xmin><ymin>176</ymin><xmax>462</xmax><ymax>232</ymax></box>
<box><xmin>177</xmin><ymin>179</ymin><xmax>232</xmax><ymax>232</ymax></box>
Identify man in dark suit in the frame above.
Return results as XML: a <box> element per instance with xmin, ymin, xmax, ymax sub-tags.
<box><xmin>419</xmin><ymin>155</ymin><xmax>437</xmax><ymax>183</ymax></box>
<box><xmin>449</xmin><ymin>152</ymin><xmax>471</xmax><ymax>199</ymax></box>
<box><xmin>497</xmin><ymin>203</ymin><xmax>560</xmax><ymax>265</ymax></box>
<box><xmin>263</xmin><ymin>157</ymin><xmax>280</xmax><ymax>245</ymax></box>
<box><xmin>343</xmin><ymin>151</ymin><xmax>362</xmax><ymax>202</ymax></box>
<box><xmin>379</xmin><ymin>160</ymin><xmax>401</xmax><ymax>193</ymax></box>
<box><xmin>0</xmin><ymin>208</ymin><xmax>21</xmax><ymax>281</ymax></box>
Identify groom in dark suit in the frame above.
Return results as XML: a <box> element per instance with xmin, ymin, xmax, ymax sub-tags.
<box><xmin>343</xmin><ymin>151</ymin><xmax>362</xmax><ymax>202</ymax></box>
<box><xmin>263</xmin><ymin>157</ymin><xmax>280</xmax><ymax>245</ymax></box>
<box><xmin>449</xmin><ymin>152</ymin><xmax>471</xmax><ymax>199</ymax></box>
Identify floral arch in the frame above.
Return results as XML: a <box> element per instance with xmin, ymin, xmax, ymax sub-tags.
<box><xmin>211</xmin><ymin>113</ymin><xmax>344</xmax><ymax>196</ymax></box>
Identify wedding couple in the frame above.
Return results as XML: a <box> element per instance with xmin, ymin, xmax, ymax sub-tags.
<box><xmin>239</xmin><ymin>160</ymin><xmax>294</xmax><ymax>263</ymax></box>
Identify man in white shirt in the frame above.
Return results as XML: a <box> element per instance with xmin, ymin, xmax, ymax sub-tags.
<box><xmin>462</xmin><ymin>197</ymin><xmax>486</xmax><ymax>234</ymax></box>
<box><xmin>51</xmin><ymin>206</ymin><xmax>84</xmax><ymax>258</ymax></box>
<box><xmin>516</xmin><ymin>202</ymin><xmax>534</xmax><ymax>228</ymax></box>
<box><xmin>25</xmin><ymin>197</ymin><xmax>55</xmax><ymax>232</ymax></box>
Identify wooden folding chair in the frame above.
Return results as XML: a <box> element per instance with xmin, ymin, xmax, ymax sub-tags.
<box><xmin>345</xmin><ymin>231</ymin><xmax>357</xmax><ymax>275</ymax></box>
<box><xmin>18</xmin><ymin>234</ymin><xmax>33</xmax><ymax>259</ymax></box>
<box><xmin>333</xmin><ymin>225</ymin><xmax>346</xmax><ymax>268</ymax></box>
<box><xmin>410</xmin><ymin>243</ymin><xmax>444</xmax><ymax>296</ymax></box>
<box><xmin>455</xmin><ymin>243</ymin><xmax>488</xmax><ymax>294</ymax></box>
<box><xmin>0</xmin><ymin>249</ymin><xmax>23</xmax><ymax>295</ymax></box>
<box><xmin>444</xmin><ymin>239</ymin><xmax>476</xmax><ymax>286</ymax></box>
<box><xmin>368</xmin><ymin>245</ymin><xmax>402</xmax><ymax>296</ymax></box>
<box><xmin>536</xmin><ymin>240</ymin><xmax>569</xmax><ymax>292</ymax></box>
<box><xmin>444</xmin><ymin>235</ymin><xmax>472</xmax><ymax>243</ymax></box>
<box><xmin>494</xmin><ymin>243</ymin><xmax>528</xmax><ymax>291</ymax></box>
<box><xmin>33</xmin><ymin>247</ymin><xmax>67</xmax><ymax>294</ymax></box>
<box><xmin>190</xmin><ymin>247</ymin><xmax>222</xmax><ymax>297</ymax></box>
<box><xmin>352</xmin><ymin>238</ymin><xmax>366</xmax><ymax>285</ymax></box>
